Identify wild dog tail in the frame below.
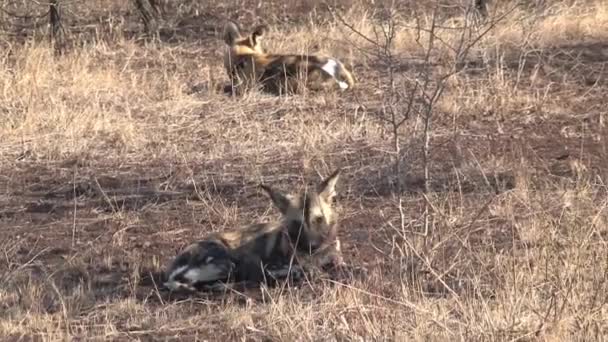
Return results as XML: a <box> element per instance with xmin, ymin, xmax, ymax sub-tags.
<box><xmin>335</xmin><ymin>60</ymin><xmax>355</xmax><ymax>89</ymax></box>
<box><xmin>320</xmin><ymin>58</ymin><xmax>355</xmax><ymax>90</ymax></box>
<box><xmin>163</xmin><ymin>241</ymin><xmax>235</xmax><ymax>291</ymax></box>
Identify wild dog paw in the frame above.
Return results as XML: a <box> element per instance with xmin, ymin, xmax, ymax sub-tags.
<box><xmin>323</xmin><ymin>262</ymin><xmax>367</xmax><ymax>282</ymax></box>
<box><xmin>265</xmin><ymin>263</ymin><xmax>306</xmax><ymax>283</ymax></box>
<box><xmin>320</xmin><ymin>253</ymin><xmax>347</xmax><ymax>272</ymax></box>
<box><xmin>199</xmin><ymin>282</ymin><xmax>232</xmax><ymax>293</ymax></box>
<box><xmin>162</xmin><ymin>280</ymin><xmax>197</xmax><ymax>293</ymax></box>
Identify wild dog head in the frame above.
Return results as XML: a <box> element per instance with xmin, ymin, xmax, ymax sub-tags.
<box><xmin>260</xmin><ymin>169</ymin><xmax>342</xmax><ymax>261</ymax></box>
<box><xmin>222</xmin><ymin>21</ymin><xmax>268</xmax><ymax>90</ymax></box>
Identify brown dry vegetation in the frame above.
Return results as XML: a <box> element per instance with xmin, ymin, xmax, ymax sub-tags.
<box><xmin>1</xmin><ymin>0</ymin><xmax>608</xmax><ymax>341</ymax></box>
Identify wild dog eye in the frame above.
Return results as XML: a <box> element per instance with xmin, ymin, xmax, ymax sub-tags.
<box><xmin>314</xmin><ymin>216</ymin><xmax>324</xmax><ymax>225</ymax></box>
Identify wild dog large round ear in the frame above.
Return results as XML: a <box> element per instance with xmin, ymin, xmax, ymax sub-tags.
<box><xmin>318</xmin><ymin>168</ymin><xmax>341</xmax><ymax>201</ymax></box>
<box><xmin>223</xmin><ymin>21</ymin><xmax>241</xmax><ymax>46</ymax></box>
<box><xmin>259</xmin><ymin>184</ymin><xmax>292</xmax><ymax>214</ymax></box>
<box><xmin>251</xmin><ymin>24</ymin><xmax>268</xmax><ymax>45</ymax></box>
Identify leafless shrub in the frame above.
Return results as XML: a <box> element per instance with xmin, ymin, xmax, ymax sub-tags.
<box><xmin>330</xmin><ymin>1</ymin><xmax>521</xmax><ymax>298</ymax></box>
<box><xmin>48</xmin><ymin>0</ymin><xmax>66</xmax><ymax>53</ymax></box>
<box><xmin>133</xmin><ymin>0</ymin><xmax>161</xmax><ymax>35</ymax></box>
<box><xmin>332</xmin><ymin>2</ymin><xmax>517</xmax><ymax>189</ymax></box>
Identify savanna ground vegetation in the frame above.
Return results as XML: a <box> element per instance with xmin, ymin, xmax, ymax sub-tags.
<box><xmin>1</xmin><ymin>0</ymin><xmax>608</xmax><ymax>340</ymax></box>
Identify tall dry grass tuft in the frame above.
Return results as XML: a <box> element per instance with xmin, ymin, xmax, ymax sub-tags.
<box><xmin>1</xmin><ymin>43</ymin><xmax>139</xmax><ymax>160</ymax></box>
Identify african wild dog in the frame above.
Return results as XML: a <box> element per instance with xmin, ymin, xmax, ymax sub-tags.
<box><xmin>222</xmin><ymin>21</ymin><xmax>355</xmax><ymax>95</ymax></box>
<box><xmin>163</xmin><ymin>169</ymin><xmax>345</xmax><ymax>291</ymax></box>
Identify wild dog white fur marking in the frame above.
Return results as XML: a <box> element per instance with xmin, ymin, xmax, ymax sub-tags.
<box><xmin>321</xmin><ymin>59</ymin><xmax>349</xmax><ymax>90</ymax></box>
<box><xmin>183</xmin><ymin>264</ymin><xmax>227</xmax><ymax>283</ymax></box>
<box><xmin>321</xmin><ymin>59</ymin><xmax>338</xmax><ymax>77</ymax></box>
<box><xmin>164</xmin><ymin>265</ymin><xmax>189</xmax><ymax>291</ymax></box>
<box><xmin>164</xmin><ymin>263</ymin><xmax>229</xmax><ymax>291</ymax></box>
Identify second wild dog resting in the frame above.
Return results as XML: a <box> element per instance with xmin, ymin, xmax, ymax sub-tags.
<box><xmin>222</xmin><ymin>22</ymin><xmax>355</xmax><ymax>95</ymax></box>
<box><xmin>163</xmin><ymin>169</ymin><xmax>345</xmax><ymax>291</ymax></box>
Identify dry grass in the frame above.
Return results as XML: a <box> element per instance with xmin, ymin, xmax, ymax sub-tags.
<box><xmin>1</xmin><ymin>0</ymin><xmax>608</xmax><ymax>340</ymax></box>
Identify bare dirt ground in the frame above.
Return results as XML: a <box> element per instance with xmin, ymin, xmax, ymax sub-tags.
<box><xmin>1</xmin><ymin>0</ymin><xmax>608</xmax><ymax>340</ymax></box>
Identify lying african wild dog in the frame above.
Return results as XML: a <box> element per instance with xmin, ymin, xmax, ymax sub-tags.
<box><xmin>222</xmin><ymin>21</ymin><xmax>355</xmax><ymax>95</ymax></box>
<box><xmin>163</xmin><ymin>169</ymin><xmax>345</xmax><ymax>291</ymax></box>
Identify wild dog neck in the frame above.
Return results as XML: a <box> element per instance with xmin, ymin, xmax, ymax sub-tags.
<box><xmin>284</xmin><ymin>220</ymin><xmax>339</xmax><ymax>254</ymax></box>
